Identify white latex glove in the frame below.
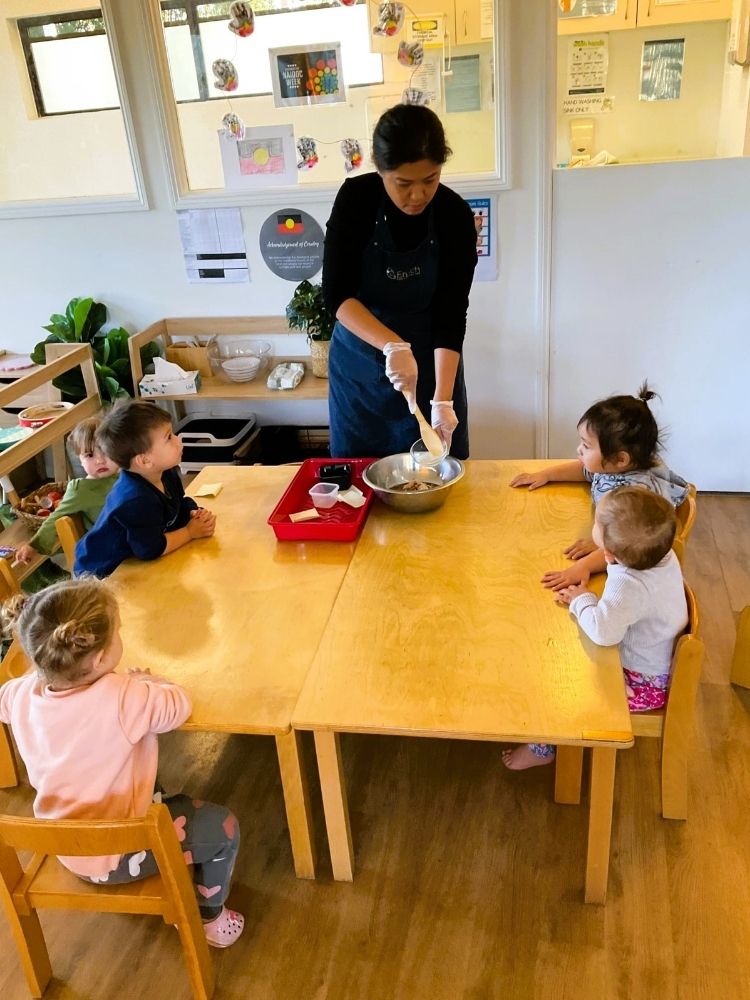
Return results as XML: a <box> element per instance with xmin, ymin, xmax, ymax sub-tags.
<box><xmin>431</xmin><ymin>399</ymin><xmax>458</xmax><ymax>449</ymax></box>
<box><xmin>382</xmin><ymin>341</ymin><xmax>418</xmax><ymax>407</ymax></box>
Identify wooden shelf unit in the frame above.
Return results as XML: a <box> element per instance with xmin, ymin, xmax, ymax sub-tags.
<box><xmin>128</xmin><ymin>317</ymin><xmax>328</xmax><ymax>403</ymax></box>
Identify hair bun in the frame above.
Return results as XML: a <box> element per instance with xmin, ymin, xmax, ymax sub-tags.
<box><xmin>52</xmin><ymin>620</ymin><xmax>97</xmax><ymax>650</ymax></box>
<box><xmin>637</xmin><ymin>380</ymin><xmax>658</xmax><ymax>405</ymax></box>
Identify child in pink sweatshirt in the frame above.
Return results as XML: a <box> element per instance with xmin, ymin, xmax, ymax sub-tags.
<box><xmin>0</xmin><ymin>578</ymin><xmax>244</xmax><ymax>948</ymax></box>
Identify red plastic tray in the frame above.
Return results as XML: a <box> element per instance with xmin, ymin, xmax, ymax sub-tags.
<box><xmin>268</xmin><ymin>458</ymin><xmax>376</xmax><ymax>541</ymax></box>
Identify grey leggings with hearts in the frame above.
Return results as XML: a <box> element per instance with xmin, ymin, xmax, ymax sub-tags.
<box><xmin>80</xmin><ymin>793</ymin><xmax>240</xmax><ymax>919</ymax></box>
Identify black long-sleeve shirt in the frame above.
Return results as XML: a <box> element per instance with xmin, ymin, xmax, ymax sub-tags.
<box><xmin>322</xmin><ymin>172</ymin><xmax>477</xmax><ymax>353</ymax></box>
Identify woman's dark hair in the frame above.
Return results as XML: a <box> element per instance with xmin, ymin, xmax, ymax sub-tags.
<box><xmin>578</xmin><ymin>382</ymin><xmax>661</xmax><ymax>470</ymax></box>
<box><xmin>372</xmin><ymin>104</ymin><xmax>452</xmax><ymax>171</ymax></box>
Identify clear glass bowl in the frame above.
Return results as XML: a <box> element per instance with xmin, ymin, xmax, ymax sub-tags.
<box><xmin>206</xmin><ymin>338</ymin><xmax>273</xmax><ymax>382</ymax></box>
<box><xmin>410</xmin><ymin>436</ymin><xmax>448</xmax><ymax>468</ymax></box>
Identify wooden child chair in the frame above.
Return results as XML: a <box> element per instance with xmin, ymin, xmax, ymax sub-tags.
<box><xmin>555</xmin><ymin>583</ymin><xmax>704</xmax><ymax>820</ymax></box>
<box><xmin>730</xmin><ymin>606</ymin><xmax>750</xmax><ymax>688</ymax></box>
<box><xmin>0</xmin><ymin>558</ymin><xmax>24</xmax><ymax>787</ymax></box>
<box><xmin>0</xmin><ymin>804</ymin><xmax>215</xmax><ymax>1000</ymax></box>
<box><xmin>54</xmin><ymin>514</ymin><xmax>84</xmax><ymax>573</ymax></box>
<box><xmin>673</xmin><ymin>484</ymin><xmax>697</xmax><ymax>567</ymax></box>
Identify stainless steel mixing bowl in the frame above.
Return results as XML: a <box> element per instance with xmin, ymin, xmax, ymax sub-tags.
<box><xmin>363</xmin><ymin>454</ymin><xmax>465</xmax><ymax>513</ymax></box>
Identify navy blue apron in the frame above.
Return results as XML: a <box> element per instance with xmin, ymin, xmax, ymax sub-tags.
<box><xmin>328</xmin><ymin>199</ymin><xmax>469</xmax><ymax>459</ymax></box>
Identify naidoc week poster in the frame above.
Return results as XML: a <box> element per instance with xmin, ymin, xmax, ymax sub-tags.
<box><xmin>269</xmin><ymin>43</ymin><xmax>345</xmax><ymax>108</ymax></box>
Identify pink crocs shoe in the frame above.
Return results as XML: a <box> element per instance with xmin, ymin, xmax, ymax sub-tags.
<box><xmin>202</xmin><ymin>906</ymin><xmax>245</xmax><ymax>948</ymax></box>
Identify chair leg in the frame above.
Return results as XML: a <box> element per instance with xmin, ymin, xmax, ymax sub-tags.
<box><xmin>730</xmin><ymin>606</ymin><xmax>750</xmax><ymax>688</ymax></box>
<box><xmin>173</xmin><ymin>917</ymin><xmax>215</xmax><ymax>1000</ymax></box>
<box><xmin>0</xmin><ymin>849</ymin><xmax>52</xmax><ymax>997</ymax></box>
<box><xmin>554</xmin><ymin>746</ymin><xmax>584</xmax><ymax>804</ymax></box>
<box><xmin>660</xmin><ymin>734</ymin><xmax>688</xmax><ymax>821</ymax></box>
<box><xmin>0</xmin><ymin>722</ymin><xmax>19</xmax><ymax>788</ymax></box>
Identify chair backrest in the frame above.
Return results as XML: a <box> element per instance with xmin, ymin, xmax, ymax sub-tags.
<box><xmin>55</xmin><ymin>513</ymin><xmax>84</xmax><ymax>572</ymax></box>
<box><xmin>659</xmin><ymin>582</ymin><xmax>704</xmax><ymax>733</ymax></box>
<box><xmin>0</xmin><ymin>556</ymin><xmax>19</xmax><ymax>600</ymax></box>
<box><xmin>730</xmin><ymin>606</ymin><xmax>750</xmax><ymax>688</ymax></box>
<box><xmin>675</xmin><ymin>484</ymin><xmax>697</xmax><ymax>546</ymax></box>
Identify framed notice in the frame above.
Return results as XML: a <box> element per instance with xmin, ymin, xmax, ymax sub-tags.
<box><xmin>269</xmin><ymin>44</ymin><xmax>345</xmax><ymax>108</ymax></box>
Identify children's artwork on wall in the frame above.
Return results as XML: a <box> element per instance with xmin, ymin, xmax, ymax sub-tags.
<box><xmin>222</xmin><ymin>113</ymin><xmax>246</xmax><ymax>140</ymax></box>
<box><xmin>228</xmin><ymin>2</ymin><xmax>254</xmax><ymax>37</ymax></box>
<box><xmin>297</xmin><ymin>136</ymin><xmax>319</xmax><ymax>170</ymax></box>
<box><xmin>213</xmin><ymin>58</ymin><xmax>238</xmax><ymax>92</ymax></box>
<box><xmin>269</xmin><ymin>44</ymin><xmax>345</xmax><ymax>108</ymax></box>
<box><xmin>398</xmin><ymin>41</ymin><xmax>424</xmax><ymax>69</ymax></box>
<box><xmin>402</xmin><ymin>87</ymin><xmax>430</xmax><ymax>106</ymax></box>
<box><xmin>373</xmin><ymin>3</ymin><xmax>405</xmax><ymax>39</ymax></box>
<box><xmin>340</xmin><ymin>138</ymin><xmax>363</xmax><ymax>172</ymax></box>
<box><xmin>219</xmin><ymin>125</ymin><xmax>297</xmax><ymax>189</ymax></box>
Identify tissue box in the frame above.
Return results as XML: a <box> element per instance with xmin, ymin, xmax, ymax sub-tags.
<box><xmin>139</xmin><ymin>371</ymin><xmax>202</xmax><ymax>396</ymax></box>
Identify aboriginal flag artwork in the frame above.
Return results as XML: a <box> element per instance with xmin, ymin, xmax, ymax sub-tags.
<box><xmin>277</xmin><ymin>214</ymin><xmax>304</xmax><ymax>235</ymax></box>
<box><xmin>269</xmin><ymin>44</ymin><xmax>345</xmax><ymax>108</ymax></box>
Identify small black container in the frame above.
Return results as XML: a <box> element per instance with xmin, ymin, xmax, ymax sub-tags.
<box><xmin>317</xmin><ymin>462</ymin><xmax>353</xmax><ymax>491</ymax></box>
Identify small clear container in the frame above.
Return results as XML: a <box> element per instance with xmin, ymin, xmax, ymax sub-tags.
<box><xmin>410</xmin><ymin>436</ymin><xmax>448</xmax><ymax>469</ymax></box>
<box><xmin>308</xmin><ymin>482</ymin><xmax>340</xmax><ymax>509</ymax></box>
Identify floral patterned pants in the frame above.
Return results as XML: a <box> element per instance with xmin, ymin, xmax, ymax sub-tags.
<box><xmin>528</xmin><ymin>668</ymin><xmax>671</xmax><ymax>760</ymax></box>
<box><xmin>81</xmin><ymin>793</ymin><xmax>240</xmax><ymax>919</ymax></box>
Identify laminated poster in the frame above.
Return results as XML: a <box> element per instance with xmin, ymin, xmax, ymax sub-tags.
<box><xmin>269</xmin><ymin>44</ymin><xmax>345</xmax><ymax>108</ymax></box>
<box><xmin>465</xmin><ymin>197</ymin><xmax>497</xmax><ymax>283</ymax></box>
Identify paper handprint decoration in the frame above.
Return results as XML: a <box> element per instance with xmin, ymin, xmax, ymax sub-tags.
<box><xmin>222</xmin><ymin>112</ymin><xmax>245</xmax><ymax>140</ymax></box>
<box><xmin>341</xmin><ymin>138</ymin><xmax>363</xmax><ymax>173</ymax></box>
<box><xmin>402</xmin><ymin>88</ymin><xmax>430</xmax><ymax>106</ymax></box>
<box><xmin>373</xmin><ymin>3</ymin><xmax>404</xmax><ymax>38</ymax></box>
<box><xmin>398</xmin><ymin>41</ymin><xmax>424</xmax><ymax>68</ymax></box>
<box><xmin>213</xmin><ymin>59</ymin><xmax>238</xmax><ymax>92</ymax></box>
<box><xmin>297</xmin><ymin>136</ymin><xmax>319</xmax><ymax>170</ymax></box>
<box><xmin>228</xmin><ymin>2</ymin><xmax>254</xmax><ymax>36</ymax></box>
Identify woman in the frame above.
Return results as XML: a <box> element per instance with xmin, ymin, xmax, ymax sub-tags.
<box><xmin>322</xmin><ymin>104</ymin><xmax>477</xmax><ymax>459</ymax></box>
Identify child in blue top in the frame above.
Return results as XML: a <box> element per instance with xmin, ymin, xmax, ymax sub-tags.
<box><xmin>510</xmin><ymin>383</ymin><xmax>688</xmax><ymax>591</ymax></box>
<box><xmin>74</xmin><ymin>402</ymin><xmax>215</xmax><ymax>579</ymax></box>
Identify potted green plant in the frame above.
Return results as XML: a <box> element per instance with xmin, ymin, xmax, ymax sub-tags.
<box><xmin>285</xmin><ymin>280</ymin><xmax>335</xmax><ymax>379</ymax></box>
<box><xmin>31</xmin><ymin>297</ymin><xmax>160</xmax><ymax>403</ymax></box>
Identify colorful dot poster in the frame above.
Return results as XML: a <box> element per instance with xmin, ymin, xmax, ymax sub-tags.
<box><xmin>269</xmin><ymin>43</ymin><xmax>345</xmax><ymax>109</ymax></box>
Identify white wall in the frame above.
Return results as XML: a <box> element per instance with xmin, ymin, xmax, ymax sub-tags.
<box><xmin>549</xmin><ymin>157</ymin><xmax>750</xmax><ymax>491</ymax></box>
<box><xmin>556</xmin><ymin>20</ymin><xmax>729</xmax><ymax>165</ymax></box>
<box><xmin>0</xmin><ymin>0</ymin><xmax>549</xmax><ymax>459</ymax></box>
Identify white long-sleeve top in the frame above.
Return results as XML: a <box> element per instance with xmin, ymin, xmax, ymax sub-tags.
<box><xmin>569</xmin><ymin>551</ymin><xmax>688</xmax><ymax>678</ymax></box>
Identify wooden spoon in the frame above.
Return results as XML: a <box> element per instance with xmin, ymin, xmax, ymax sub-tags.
<box><xmin>403</xmin><ymin>391</ymin><xmax>445</xmax><ymax>459</ymax></box>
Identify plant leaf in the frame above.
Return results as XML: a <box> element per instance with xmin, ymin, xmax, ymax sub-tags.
<box><xmin>72</xmin><ymin>298</ymin><xmax>94</xmax><ymax>339</ymax></box>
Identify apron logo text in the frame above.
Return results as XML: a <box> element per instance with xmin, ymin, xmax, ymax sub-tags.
<box><xmin>386</xmin><ymin>265</ymin><xmax>421</xmax><ymax>281</ymax></box>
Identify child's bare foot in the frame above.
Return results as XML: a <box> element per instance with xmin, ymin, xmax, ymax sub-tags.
<box><xmin>502</xmin><ymin>746</ymin><xmax>555</xmax><ymax>770</ymax></box>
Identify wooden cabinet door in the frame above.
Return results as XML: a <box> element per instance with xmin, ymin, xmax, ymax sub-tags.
<box><xmin>558</xmin><ymin>0</ymin><xmax>636</xmax><ymax>35</ymax></box>
<box><xmin>455</xmin><ymin>0</ymin><xmax>492</xmax><ymax>46</ymax></box>
<box><xmin>636</xmin><ymin>0</ymin><xmax>733</xmax><ymax>25</ymax></box>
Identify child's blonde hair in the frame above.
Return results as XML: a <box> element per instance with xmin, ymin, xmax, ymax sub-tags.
<box><xmin>2</xmin><ymin>578</ymin><xmax>118</xmax><ymax>685</ymax></box>
<box><xmin>596</xmin><ymin>486</ymin><xmax>676</xmax><ymax>571</ymax></box>
<box><xmin>68</xmin><ymin>416</ymin><xmax>102</xmax><ymax>456</ymax></box>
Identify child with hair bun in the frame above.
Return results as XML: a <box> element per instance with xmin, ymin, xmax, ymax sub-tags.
<box><xmin>511</xmin><ymin>382</ymin><xmax>689</xmax><ymax>591</ymax></box>
<box><xmin>503</xmin><ymin>487</ymin><xmax>688</xmax><ymax>770</ymax></box>
<box><xmin>0</xmin><ymin>578</ymin><xmax>244</xmax><ymax>948</ymax></box>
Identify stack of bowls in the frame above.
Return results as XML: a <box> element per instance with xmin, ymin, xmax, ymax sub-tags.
<box><xmin>221</xmin><ymin>356</ymin><xmax>261</xmax><ymax>383</ymax></box>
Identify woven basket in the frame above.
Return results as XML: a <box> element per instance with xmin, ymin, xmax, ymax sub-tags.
<box><xmin>13</xmin><ymin>482</ymin><xmax>68</xmax><ymax>530</ymax></box>
<box><xmin>309</xmin><ymin>339</ymin><xmax>330</xmax><ymax>379</ymax></box>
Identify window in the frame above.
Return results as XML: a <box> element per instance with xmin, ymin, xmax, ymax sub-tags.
<box><xmin>17</xmin><ymin>10</ymin><xmax>121</xmax><ymax>117</ymax></box>
<box><xmin>160</xmin><ymin>0</ymin><xmax>383</xmax><ymax>102</ymax></box>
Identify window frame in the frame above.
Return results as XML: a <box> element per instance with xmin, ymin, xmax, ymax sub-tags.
<box><xmin>142</xmin><ymin>0</ymin><xmax>511</xmax><ymax>208</ymax></box>
<box><xmin>17</xmin><ymin>9</ymin><xmax>119</xmax><ymax>118</ymax></box>
<box><xmin>0</xmin><ymin>0</ymin><xmax>149</xmax><ymax>220</ymax></box>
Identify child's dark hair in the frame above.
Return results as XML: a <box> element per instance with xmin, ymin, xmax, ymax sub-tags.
<box><xmin>1</xmin><ymin>578</ymin><xmax>118</xmax><ymax>685</ymax></box>
<box><xmin>68</xmin><ymin>416</ymin><xmax>102</xmax><ymax>457</ymax></box>
<box><xmin>372</xmin><ymin>104</ymin><xmax>452</xmax><ymax>172</ymax></box>
<box><xmin>579</xmin><ymin>382</ymin><xmax>661</xmax><ymax>470</ymax></box>
<box><xmin>596</xmin><ymin>487</ymin><xmax>676</xmax><ymax>571</ymax></box>
<box><xmin>96</xmin><ymin>401</ymin><xmax>172</xmax><ymax>469</ymax></box>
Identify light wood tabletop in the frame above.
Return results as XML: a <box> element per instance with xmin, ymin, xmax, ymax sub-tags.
<box><xmin>292</xmin><ymin>460</ymin><xmax>634</xmax><ymax>902</ymax></box>
<box><xmin>113</xmin><ymin>465</ymin><xmax>356</xmax><ymax>879</ymax></box>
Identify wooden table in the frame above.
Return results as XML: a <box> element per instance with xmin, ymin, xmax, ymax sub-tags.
<box><xmin>292</xmin><ymin>461</ymin><xmax>634</xmax><ymax>904</ymax></box>
<box><xmin>113</xmin><ymin>466</ymin><xmax>356</xmax><ymax>879</ymax></box>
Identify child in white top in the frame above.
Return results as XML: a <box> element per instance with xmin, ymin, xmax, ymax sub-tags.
<box><xmin>503</xmin><ymin>486</ymin><xmax>688</xmax><ymax>770</ymax></box>
<box><xmin>510</xmin><ymin>382</ymin><xmax>688</xmax><ymax>592</ymax></box>
<box><xmin>0</xmin><ymin>578</ymin><xmax>244</xmax><ymax>947</ymax></box>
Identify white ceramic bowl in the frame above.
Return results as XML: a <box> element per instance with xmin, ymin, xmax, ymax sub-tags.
<box><xmin>222</xmin><ymin>357</ymin><xmax>261</xmax><ymax>382</ymax></box>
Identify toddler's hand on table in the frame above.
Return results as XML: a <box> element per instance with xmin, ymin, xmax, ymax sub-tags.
<box><xmin>555</xmin><ymin>583</ymin><xmax>592</xmax><ymax>605</ymax></box>
<box><xmin>563</xmin><ymin>537</ymin><xmax>598</xmax><ymax>560</ymax></box>
<box><xmin>509</xmin><ymin>471</ymin><xmax>549</xmax><ymax>490</ymax></box>
<box><xmin>541</xmin><ymin>564</ymin><xmax>591</xmax><ymax>592</ymax></box>
<box><xmin>191</xmin><ymin>507</ymin><xmax>214</xmax><ymax>522</ymax></box>
<box><xmin>14</xmin><ymin>544</ymin><xmax>36</xmax><ymax>564</ymax></box>
<box><xmin>188</xmin><ymin>510</ymin><xmax>216</xmax><ymax>538</ymax></box>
